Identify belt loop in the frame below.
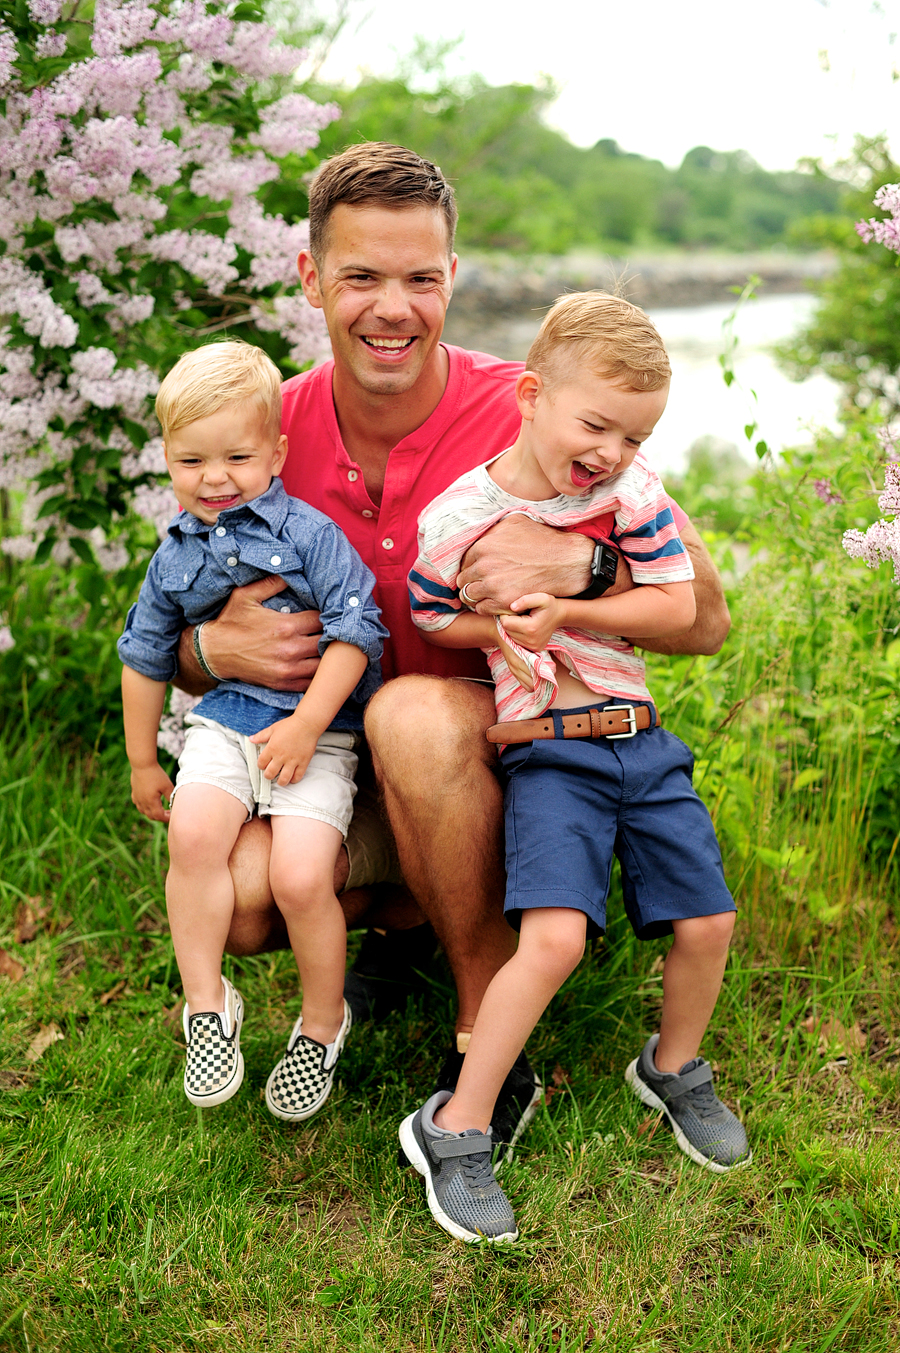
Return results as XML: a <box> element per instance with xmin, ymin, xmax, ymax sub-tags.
<box><xmin>550</xmin><ymin>710</ymin><xmax>565</xmax><ymax>739</ymax></box>
<box><xmin>589</xmin><ymin>707</ymin><xmax>602</xmax><ymax>738</ymax></box>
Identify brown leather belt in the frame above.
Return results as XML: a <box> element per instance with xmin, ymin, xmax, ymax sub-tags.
<box><xmin>486</xmin><ymin>703</ymin><xmax>658</xmax><ymax>745</ymax></box>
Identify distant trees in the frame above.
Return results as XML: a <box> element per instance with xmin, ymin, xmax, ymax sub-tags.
<box><xmin>308</xmin><ymin>55</ymin><xmax>843</xmax><ymax>254</ymax></box>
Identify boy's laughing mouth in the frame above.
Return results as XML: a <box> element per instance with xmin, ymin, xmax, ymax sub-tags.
<box><xmin>570</xmin><ymin>460</ymin><xmax>608</xmax><ymax>489</ymax></box>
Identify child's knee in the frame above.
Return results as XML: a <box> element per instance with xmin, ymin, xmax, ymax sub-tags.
<box><xmin>520</xmin><ymin>911</ymin><xmax>586</xmax><ymax>981</ymax></box>
<box><xmin>168</xmin><ymin>815</ymin><xmax>229</xmax><ymax>869</ymax></box>
<box><xmin>672</xmin><ymin>910</ymin><xmax>735</xmax><ymax>955</ymax></box>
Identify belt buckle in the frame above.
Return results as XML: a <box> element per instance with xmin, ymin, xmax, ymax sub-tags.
<box><xmin>604</xmin><ymin>703</ymin><xmax>637</xmax><ymax>739</ymax></box>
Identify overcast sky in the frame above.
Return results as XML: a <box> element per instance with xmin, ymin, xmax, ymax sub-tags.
<box><xmin>316</xmin><ymin>0</ymin><xmax>900</xmax><ymax>172</ymax></box>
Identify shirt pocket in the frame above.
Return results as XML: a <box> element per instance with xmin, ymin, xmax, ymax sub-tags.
<box><xmin>239</xmin><ymin>540</ymin><xmax>303</xmax><ymax>576</ymax></box>
<box><xmin>161</xmin><ymin>556</ymin><xmax>205</xmax><ymax>597</ymax></box>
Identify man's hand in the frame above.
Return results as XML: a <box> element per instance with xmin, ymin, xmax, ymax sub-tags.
<box><xmin>250</xmin><ymin>717</ymin><xmax>318</xmax><ymax>786</ymax></box>
<box><xmin>457</xmin><ymin>516</ymin><xmax>595</xmax><ymax>614</ymax></box>
<box><xmin>502</xmin><ymin>594</ymin><xmax>567</xmax><ymax>652</ymax></box>
<box><xmin>175</xmin><ymin>576</ymin><xmax>323</xmax><ymax>695</ymax></box>
<box><xmin>130</xmin><ymin>763</ymin><xmax>174</xmax><ymax>822</ymax></box>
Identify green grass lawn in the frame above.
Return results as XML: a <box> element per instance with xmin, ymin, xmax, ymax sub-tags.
<box><xmin>2</xmin><ymin>732</ymin><xmax>900</xmax><ymax>1353</ymax></box>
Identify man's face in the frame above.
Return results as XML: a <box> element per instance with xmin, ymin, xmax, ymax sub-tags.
<box><xmin>298</xmin><ymin>204</ymin><xmax>457</xmax><ymax>398</ymax></box>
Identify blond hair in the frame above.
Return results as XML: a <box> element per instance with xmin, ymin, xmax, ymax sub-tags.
<box><xmin>155</xmin><ymin>341</ymin><xmax>283</xmax><ymax>440</ymax></box>
<box><xmin>526</xmin><ymin>292</ymin><xmax>670</xmax><ymax>393</ymax></box>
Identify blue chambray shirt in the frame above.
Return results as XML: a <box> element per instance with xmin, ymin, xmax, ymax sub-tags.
<box><xmin>117</xmin><ymin>478</ymin><xmax>387</xmax><ymax>733</ymax></box>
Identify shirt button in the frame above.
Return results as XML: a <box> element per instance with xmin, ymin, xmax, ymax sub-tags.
<box><xmin>348</xmin><ymin>596</ymin><xmax>360</xmax><ymax>607</ymax></box>
<box><xmin>226</xmin><ymin>556</ymin><xmax>237</xmax><ymax>567</ymax></box>
<box><xmin>280</xmin><ymin>605</ymin><xmax>291</xmax><ymax>613</ymax></box>
<box><xmin>382</xmin><ymin>538</ymin><xmax>394</xmax><ymax>550</ymax></box>
<box><xmin>215</xmin><ymin>526</ymin><xmax>226</xmax><ymax>537</ymax></box>
<box><xmin>183</xmin><ymin>572</ymin><xmax>188</xmax><ymax>582</ymax></box>
<box><xmin>270</xmin><ymin>555</ymin><xmax>282</xmax><ymax>566</ymax></box>
<box><xmin>362</xmin><ymin>509</ymin><xmax>373</xmax><ymax>518</ymax></box>
<box><xmin>347</xmin><ymin>470</ymin><xmax>358</xmax><ymax>482</ymax></box>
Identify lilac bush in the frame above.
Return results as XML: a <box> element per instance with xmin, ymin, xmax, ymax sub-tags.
<box><xmin>0</xmin><ymin>0</ymin><xmax>337</xmax><ymax>567</ymax></box>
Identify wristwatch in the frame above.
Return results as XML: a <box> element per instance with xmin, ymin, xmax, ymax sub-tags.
<box><xmin>574</xmin><ymin>541</ymin><xmax>620</xmax><ymax>600</ymax></box>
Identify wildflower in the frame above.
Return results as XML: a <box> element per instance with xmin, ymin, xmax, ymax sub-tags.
<box><xmin>814</xmin><ymin>478</ymin><xmax>843</xmax><ymax>505</ymax></box>
<box><xmin>0</xmin><ymin>624</ymin><xmax>14</xmax><ymax>653</ymax></box>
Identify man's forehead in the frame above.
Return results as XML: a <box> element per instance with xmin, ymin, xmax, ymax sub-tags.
<box><xmin>322</xmin><ymin>203</ymin><xmax>454</xmax><ymax>267</ymax></box>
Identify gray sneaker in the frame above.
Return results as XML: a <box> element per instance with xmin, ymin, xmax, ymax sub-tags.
<box><xmin>399</xmin><ymin>1091</ymin><xmax>519</xmax><ymax>1243</ymax></box>
<box><xmin>625</xmin><ymin>1034</ymin><xmax>751</xmax><ymax>1173</ymax></box>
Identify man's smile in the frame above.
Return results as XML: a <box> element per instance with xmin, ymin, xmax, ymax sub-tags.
<box><xmin>361</xmin><ymin>335</ymin><xmax>417</xmax><ymax>354</ymax></box>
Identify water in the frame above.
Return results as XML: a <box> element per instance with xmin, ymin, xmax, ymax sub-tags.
<box><xmin>443</xmin><ymin>293</ymin><xmax>841</xmax><ymax>476</ymax></box>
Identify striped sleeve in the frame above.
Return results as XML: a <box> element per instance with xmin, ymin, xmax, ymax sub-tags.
<box><xmin>408</xmin><ymin>500</ymin><xmax>470</xmax><ymax>633</ymax></box>
<box><xmin>612</xmin><ymin>466</ymin><xmax>695</xmax><ymax>584</ymax></box>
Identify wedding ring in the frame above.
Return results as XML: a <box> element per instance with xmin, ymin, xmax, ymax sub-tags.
<box><xmin>460</xmin><ymin>581</ymin><xmax>477</xmax><ymax>605</ymax></box>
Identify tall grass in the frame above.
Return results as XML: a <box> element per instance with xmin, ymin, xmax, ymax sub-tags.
<box><xmin>2</xmin><ymin>420</ymin><xmax>900</xmax><ymax>1349</ymax></box>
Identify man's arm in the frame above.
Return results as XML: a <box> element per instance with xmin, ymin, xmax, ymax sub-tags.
<box><xmin>173</xmin><ymin>575</ymin><xmax>325</xmax><ymax>696</ymax></box>
<box><xmin>455</xmin><ymin>515</ymin><xmax>730</xmax><ymax>657</ymax></box>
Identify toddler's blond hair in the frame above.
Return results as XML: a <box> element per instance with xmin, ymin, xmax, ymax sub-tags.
<box><xmin>526</xmin><ymin>292</ymin><xmax>670</xmax><ymax>393</ymax></box>
<box><xmin>156</xmin><ymin>341</ymin><xmax>283</xmax><ymax>440</ymax></box>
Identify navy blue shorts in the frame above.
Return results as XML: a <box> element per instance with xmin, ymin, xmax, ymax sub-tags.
<box><xmin>500</xmin><ymin>703</ymin><xmax>735</xmax><ymax>940</ymax></box>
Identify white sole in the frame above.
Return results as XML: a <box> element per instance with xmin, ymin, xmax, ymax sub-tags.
<box><xmin>625</xmin><ymin>1059</ymin><xmax>752</xmax><ymax>1175</ymax></box>
<box><xmin>399</xmin><ymin>1112</ymin><xmax>519</xmax><ymax>1245</ymax></box>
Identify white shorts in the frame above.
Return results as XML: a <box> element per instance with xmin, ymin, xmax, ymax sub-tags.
<box><xmin>172</xmin><ymin>713</ymin><xmax>359</xmax><ymax>838</ymax></box>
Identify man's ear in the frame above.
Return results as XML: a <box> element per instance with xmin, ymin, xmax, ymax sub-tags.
<box><xmin>271</xmin><ymin>434</ymin><xmax>289</xmax><ymax>477</ymax></box>
<box><xmin>515</xmin><ymin>370</ymin><xmax>543</xmax><ymax>420</ymax></box>
<box><xmin>297</xmin><ymin>249</ymin><xmax>322</xmax><ymax>309</ymax></box>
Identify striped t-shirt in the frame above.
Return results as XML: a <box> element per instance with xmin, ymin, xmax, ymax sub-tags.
<box><xmin>408</xmin><ymin>450</ymin><xmax>694</xmax><ymax>722</ymax></box>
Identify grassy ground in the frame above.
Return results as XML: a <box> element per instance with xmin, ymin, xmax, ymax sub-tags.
<box><xmin>1</xmin><ymin>719</ymin><xmax>899</xmax><ymax>1353</ymax></box>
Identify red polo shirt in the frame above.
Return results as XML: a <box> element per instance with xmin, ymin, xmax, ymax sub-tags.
<box><xmin>280</xmin><ymin>344</ymin><xmax>687</xmax><ymax>682</ymax></box>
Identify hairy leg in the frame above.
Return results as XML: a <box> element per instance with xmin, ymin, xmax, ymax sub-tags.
<box><xmin>435</xmin><ymin>908</ymin><xmax>587</xmax><ymax>1134</ymax></box>
<box><xmin>269</xmin><ymin>817</ymin><xmax>348</xmax><ymax>1046</ymax></box>
<box><xmin>166</xmin><ymin>784</ymin><xmax>249</xmax><ymax>1013</ymax></box>
<box><xmin>654</xmin><ymin>911</ymin><xmax>736</xmax><ymax>1073</ymax></box>
<box><xmin>365</xmin><ymin>675</ymin><xmax>516</xmax><ymax>1033</ymax></box>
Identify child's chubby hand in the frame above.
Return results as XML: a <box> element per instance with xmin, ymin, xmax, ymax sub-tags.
<box><xmin>250</xmin><ymin>716</ymin><xmax>318</xmax><ymax>786</ymax></box>
<box><xmin>130</xmin><ymin>763</ymin><xmax>174</xmax><ymax>822</ymax></box>
<box><xmin>501</xmin><ymin>593</ymin><xmax>567</xmax><ymax>652</ymax></box>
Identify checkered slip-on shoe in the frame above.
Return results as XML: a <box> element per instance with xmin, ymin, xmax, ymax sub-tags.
<box><xmin>625</xmin><ymin>1033</ymin><xmax>751</xmax><ymax>1173</ymax></box>
<box><xmin>265</xmin><ymin>999</ymin><xmax>351</xmax><ymax>1122</ymax></box>
<box><xmin>182</xmin><ymin>977</ymin><xmax>244</xmax><ymax>1108</ymax></box>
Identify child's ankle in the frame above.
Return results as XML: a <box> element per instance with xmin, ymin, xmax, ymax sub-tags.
<box><xmin>433</xmin><ymin>1097</ymin><xmax>490</xmax><ymax>1136</ymax></box>
<box><xmin>185</xmin><ymin>977</ymin><xmax>226</xmax><ymax>1020</ymax></box>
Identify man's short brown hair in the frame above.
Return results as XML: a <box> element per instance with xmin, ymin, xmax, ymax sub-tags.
<box><xmin>307</xmin><ymin>142</ymin><xmax>458</xmax><ymax>262</ymax></box>
<box><xmin>526</xmin><ymin>292</ymin><xmax>671</xmax><ymax>393</ymax></box>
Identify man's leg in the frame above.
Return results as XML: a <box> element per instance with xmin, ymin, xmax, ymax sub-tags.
<box><xmin>363</xmin><ymin>675</ymin><xmax>516</xmax><ymax>1035</ymax></box>
<box><xmin>223</xmin><ymin>815</ymin><xmax>424</xmax><ymax>957</ymax></box>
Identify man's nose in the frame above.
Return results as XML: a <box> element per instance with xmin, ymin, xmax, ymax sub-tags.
<box><xmin>371</xmin><ymin>280</ymin><xmax>414</xmax><ymax>324</ymax></box>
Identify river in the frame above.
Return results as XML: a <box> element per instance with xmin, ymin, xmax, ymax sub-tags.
<box><xmin>442</xmin><ymin>292</ymin><xmax>841</xmax><ymax>476</ymax></box>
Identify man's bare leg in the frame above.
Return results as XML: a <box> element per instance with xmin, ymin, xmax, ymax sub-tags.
<box><xmin>223</xmin><ymin>815</ymin><xmax>424</xmax><ymax>956</ymax></box>
<box><xmin>364</xmin><ymin>675</ymin><xmax>515</xmax><ymax>1035</ymax></box>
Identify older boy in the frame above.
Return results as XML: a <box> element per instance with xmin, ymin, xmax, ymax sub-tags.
<box><xmin>118</xmin><ymin>342</ymin><xmax>386</xmax><ymax>1117</ymax></box>
<box><xmin>400</xmin><ymin>293</ymin><xmax>750</xmax><ymax>1243</ymax></box>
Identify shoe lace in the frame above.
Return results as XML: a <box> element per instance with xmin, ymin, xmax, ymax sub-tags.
<box><xmin>457</xmin><ymin>1131</ymin><xmax>497</xmax><ymax>1188</ymax></box>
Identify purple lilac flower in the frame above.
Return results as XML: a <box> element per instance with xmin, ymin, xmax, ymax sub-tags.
<box><xmin>814</xmin><ymin>478</ymin><xmax>843</xmax><ymax>506</ymax></box>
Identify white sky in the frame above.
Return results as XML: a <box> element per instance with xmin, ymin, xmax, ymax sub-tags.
<box><xmin>316</xmin><ymin>0</ymin><xmax>900</xmax><ymax>171</ymax></box>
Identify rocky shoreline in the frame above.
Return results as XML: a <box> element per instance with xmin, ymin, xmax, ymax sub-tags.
<box><xmin>449</xmin><ymin>250</ymin><xmax>834</xmax><ymax>315</ymax></box>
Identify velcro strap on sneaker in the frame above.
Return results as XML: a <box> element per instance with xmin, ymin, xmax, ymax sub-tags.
<box><xmin>664</xmin><ymin>1062</ymin><xmax>713</xmax><ymax>1098</ymax></box>
<box><xmin>430</xmin><ymin>1133</ymin><xmax>492</xmax><ymax>1159</ymax></box>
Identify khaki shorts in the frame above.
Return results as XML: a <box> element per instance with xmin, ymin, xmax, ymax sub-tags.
<box><xmin>343</xmin><ymin>744</ymin><xmax>403</xmax><ymax>889</ymax></box>
<box><xmin>173</xmin><ymin>713</ymin><xmax>359</xmax><ymax>839</ymax></box>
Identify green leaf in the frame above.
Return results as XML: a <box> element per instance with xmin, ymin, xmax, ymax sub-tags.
<box><xmin>792</xmin><ymin>767</ymin><xmax>826</xmax><ymax>792</ymax></box>
<box><xmin>69</xmin><ymin>537</ymin><xmax>94</xmax><ymax>565</ymax></box>
<box><xmin>744</xmin><ymin>423</ymin><xmax>757</xmax><ymax>440</ymax></box>
<box><xmin>755</xmin><ymin>440</ymin><xmax>769</xmax><ymax>459</ymax></box>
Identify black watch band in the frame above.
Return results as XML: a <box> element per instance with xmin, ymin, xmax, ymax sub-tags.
<box><xmin>574</xmin><ymin>541</ymin><xmax>619</xmax><ymax>601</ymax></box>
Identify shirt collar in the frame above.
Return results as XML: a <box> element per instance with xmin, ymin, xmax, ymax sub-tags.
<box><xmin>168</xmin><ymin>477</ymin><xmax>290</xmax><ymax>537</ymax></box>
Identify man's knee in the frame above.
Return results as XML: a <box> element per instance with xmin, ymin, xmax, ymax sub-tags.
<box><xmin>365</xmin><ymin>676</ymin><xmax>496</xmax><ymax>783</ymax></box>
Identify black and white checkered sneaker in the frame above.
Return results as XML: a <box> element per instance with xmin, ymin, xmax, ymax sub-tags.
<box><xmin>399</xmin><ymin>1090</ymin><xmax>518</xmax><ymax>1244</ymax></box>
<box><xmin>265</xmin><ymin>999</ymin><xmax>352</xmax><ymax>1122</ymax></box>
<box><xmin>182</xmin><ymin>977</ymin><xmax>244</xmax><ymax>1108</ymax></box>
<box><xmin>626</xmin><ymin>1033</ymin><xmax>751</xmax><ymax>1173</ymax></box>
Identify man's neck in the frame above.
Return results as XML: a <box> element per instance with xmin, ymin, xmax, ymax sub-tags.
<box><xmin>331</xmin><ymin>345</ymin><xmax>450</xmax><ymax>504</ymax></box>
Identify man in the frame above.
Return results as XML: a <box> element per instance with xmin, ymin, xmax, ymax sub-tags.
<box><xmin>176</xmin><ymin>143</ymin><xmax>731</xmax><ymax>1148</ymax></box>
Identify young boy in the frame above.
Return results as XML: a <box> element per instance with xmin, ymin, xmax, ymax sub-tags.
<box><xmin>118</xmin><ymin>342</ymin><xmax>386</xmax><ymax>1119</ymax></box>
<box><xmin>402</xmin><ymin>292</ymin><xmax>750</xmax><ymax>1243</ymax></box>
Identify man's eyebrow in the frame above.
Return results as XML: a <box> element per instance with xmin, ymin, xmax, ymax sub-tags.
<box><xmin>332</xmin><ymin>262</ymin><xmax>450</xmax><ymax>277</ymax></box>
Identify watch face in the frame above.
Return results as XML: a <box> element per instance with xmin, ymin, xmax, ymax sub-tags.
<box><xmin>596</xmin><ymin>544</ymin><xmax>619</xmax><ymax>584</ymax></box>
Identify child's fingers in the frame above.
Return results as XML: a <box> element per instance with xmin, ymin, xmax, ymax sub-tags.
<box><xmin>249</xmin><ymin>724</ymin><xmax>276</xmax><ymax>745</ymax></box>
<box><xmin>509</xmin><ymin>593</ymin><xmax>553</xmax><ymax>613</ymax></box>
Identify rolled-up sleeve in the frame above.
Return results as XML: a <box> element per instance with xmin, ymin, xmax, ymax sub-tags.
<box><xmin>295</xmin><ymin>523</ymin><xmax>387</xmax><ymax>703</ymax></box>
<box><xmin>116</xmin><ymin>555</ymin><xmax>185</xmax><ymax>682</ymax></box>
